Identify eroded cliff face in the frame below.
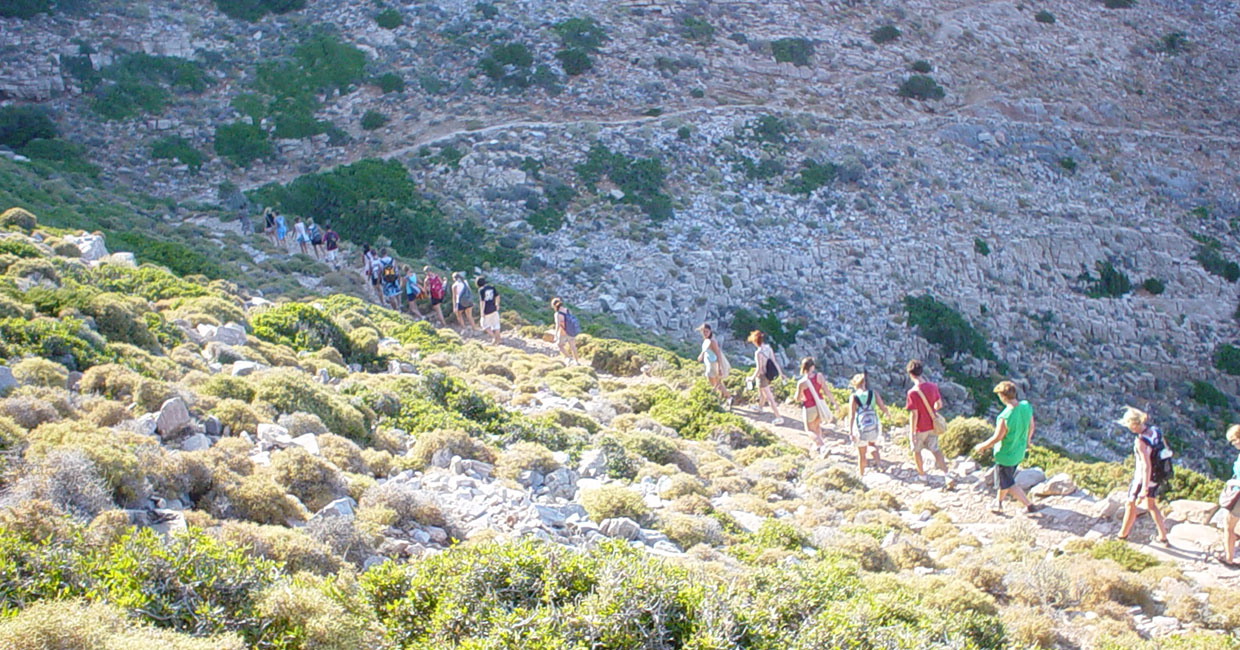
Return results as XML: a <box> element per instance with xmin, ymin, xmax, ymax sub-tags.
<box><xmin>2</xmin><ymin>0</ymin><xmax>1238</xmax><ymax>462</ymax></box>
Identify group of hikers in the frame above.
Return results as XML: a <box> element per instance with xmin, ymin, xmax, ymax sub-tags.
<box><xmin>261</xmin><ymin>216</ymin><xmax>1240</xmax><ymax>567</ymax></box>
<box><xmin>261</xmin><ymin>208</ymin><xmax>341</xmax><ymax>268</ymax></box>
<box><xmin>695</xmin><ymin>323</ymin><xmax>1240</xmax><ymax>566</ymax></box>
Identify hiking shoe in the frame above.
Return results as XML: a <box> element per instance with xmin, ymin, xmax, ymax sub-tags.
<box><xmin>773</xmin><ymin>417</ymin><xmax>785</xmax><ymax>425</ymax></box>
<box><xmin>944</xmin><ymin>477</ymin><xmax>957</xmax><ymax>490</ymax></box>
<box><xmin>1026</xmin><ymin>504</ymin><xmax>1043</xmax><ymax>514</ymax></box>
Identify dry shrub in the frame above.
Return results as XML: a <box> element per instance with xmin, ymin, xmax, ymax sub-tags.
<box><xmin>0</xmin><ymin>499</ymin><xmax>75</xmax><ymax>543</ymax></box>
<box><xmin>668</xmin><ymin>493</ymin><xmax>712</xmax><ymax>515</ymax></box>
<box><xmin>2</xmin><ymin>449</ymin><xmax>112</xmax><ymax>520</ymax></box>
<box><xmin>819</xmin><ymin>531</ymin><xmax>891</xmax><ymax>572</ymax></box>
<box><xmin>11</xmin><ymin>357</ymin><xmax>68</xmax><ymax>388</ymax></box>
<box><xmin>86</xmin><ymin>509</ymin><xmax>133</xmax><ymax>547</ymax></box>
<box><xmin>24</xmin><ymin>420</ymin><xmax>157</xmax><ymax>504</ymax></box>
<box><xmin>887</xmin><ymin>540</ymin><xmax>935</xmax><ymax>570</ymax></box>
<box><xmin>270</xmin><ymin>447</ymin><xmax>346</xmax><ymax>512</ymax></box>
<box><xmin>496</xmin><ymin>441</ymin><xmax>560</xmax><ymax>479</ymax></box>
<box><xmin>342</xmin><ymin>472</ymin><xmax>374</xmax><ymax>502</ymax></box>
<box><xmin>360</xmin><ymin>448</ymin><xmax>395</xmax><ymax>478</ymax></box>
<box><xmin>212</xmin><ymin>468</ymin><xmax>306</xmax><ymax>525</ymax></box>
<box><xmin>278</xmin><ymin>411</ymin><xmax>329</xmax><ymax>437</ymax></box>
<box><xmin>1000</xmin><ymin>605</ymin><xmax>1056</xmax><ymax>648</ymax></box>
<box><xmin>318</xmin><ymin>433</ymin><xmax>367</xmax><ymax>474</ymax></box>
<box><xmin>0</xmin><ymin>394</ymin><xmax>60</xmax><ymax>430</ymax></box>
<box><xmin>580</xmin><ymin>485</ymin><xmax>648</xmax><ymax>522</ymax></box>
<box><xmin>358</xmin><ymin>480</ymin><xmax>446</xmax><ymax>531</ymax></box>
<box><xmin>146</xmin><ymin>450</ymin><xmax>214</xmax><ymax>502</ymax></box>
<box><xmin>1076</xmin><ymin>558</ymin><xmax>1154</xmax><ymax>610</ymax></box>
<box><xmin>659</xmin><ymin>473</ymin><xmax>708</xmax><ymax>500</ymax></box>
<box><xmin>370</xmin><ymin>427</ymin><xmax>409</xmax><ymax>455</ymax></box>
<box><xmin>82</xmin><ymin>398</ymin><xmax>131</xmax><ymax>427</ymax></box>
<box><xmin>720</xmin><ymin>493</ymin><xmax>774</xmax><ymax>518</ymax></box>
<box><xmin>751</xmin><ymin>477</ymin><xmax>794</xmax><ymax>501</ymax></box>
<box><xmin>657</xmin><ymin>512</ymin><xmax>723</xmax><ymax>548</ymax></box>
<box><xmin>1205</xmin><ymin>587</ymin><xmax>1240</xmax><ymax>631</ymax></box>
<box><xmin>804</xmin><ymin>464</ymin><xmax>865</xmax><ymax>493</ymax></box>
<box><xmin>0</xmin><ymin>599</ymin><xmax>245</xmax><ymax>650</ymax></box>
<box><xmin>211</xmin><ymin>398</ymin><xmax>261</xmax><ymax>436</ymax></box>
<box><xmin>255</xmin><ymin>576</ymin><xmax>385</xmax><ymax>650</ymax></box>
<box><xmin>921</xmin><ymin>515</ymin><xmax>958</xmax><ymax>540</ymax></box>
<box><xmin>1004</xmin><ymin>557</ymin><xmax>1081</xmax><ymax>608</ymax></box>
<box><xmin>406</xmin><ymin>428</ymin><xmax>495</xmax><ymax>470</ymax></box>
<box><xmin>708</xmin><ymin>475</ymin><xmax>752</xmax><ymax>496</ymax></box>
<box><xmin>217</xmin><ymin>520</ymin><xmax>343</xmax><ymax>575</ymax></box>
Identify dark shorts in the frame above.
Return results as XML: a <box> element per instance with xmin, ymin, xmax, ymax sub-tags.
<box><xmin>994</xmin><ymin>464</ymin><xmax>1019</xmax><ymax>491</ymax></box>
<box><xmin>430</xmin><ymin>297</ymin><xmax>443</xmax><ymax>307</ymax></box>
<box><xmin>1128</xmin><ymin>478</ymin><xmax>1160</xmax><ymax>501</ymax></box>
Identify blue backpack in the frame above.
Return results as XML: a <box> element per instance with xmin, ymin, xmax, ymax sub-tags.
<box><xmin>562</xmin><ymin>310</ymin><xmax>580</xmax><ymax>337</ymax></box>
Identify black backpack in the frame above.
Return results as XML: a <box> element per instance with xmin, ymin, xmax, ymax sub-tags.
<box><xmin>1141</xmin><ymin>427</ymin><xmax>1174</xmax><ymax>484</ymax></box>
<box><xmin>762</xmin><ymin>353</ymin><xmax>778</xmax><ymax>382</ymax></box>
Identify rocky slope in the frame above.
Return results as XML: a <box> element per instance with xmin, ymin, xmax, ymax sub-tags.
<box><xmin>2</xmin><ymin>1</ymin><xmax>1239</xmax><ymax>475</ymax></box>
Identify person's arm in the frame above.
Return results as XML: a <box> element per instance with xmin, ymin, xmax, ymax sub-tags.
<box><xmin>555</xmin><ymin>311</ymin><xmax>565</xmax><ymax>334</ymax></box>
<box><xmin>876</xmin><ymin>392</ymin><xmax>890</xmax><ymax>417</ymax></box>
<box><xmin>1027</xmin><ymin>414</ymin><xmax>1036</xmax><ymax>445</ymax></box>
<box><xmin>1139</xmin><ymin>438</ymin><xmax>1154</xmax><ymax>486</ymax></box>
<box><xmin>826</xmin><ymin>378</ymin><xmax>839</xmax><ymax>408</ymax></box>
<box><xmin>909</xmin><ymin>404</ymin><xmax>918</xmax><ymax>433</ymax></box>
<box><xmin>975</xmin><ymin>420</ymin><xmax>1008</xmax><ymax>454</ymax></box>
<box><xmin>495</xmin><ymin>293</ymin><xmax>500</xmax><ymax>309</ymax></box>
<box><xmin>848</xmin><ymin>396</ymin><xmax>857</xmax><ymax>429</ymax></box>
<box><xmin>752</xmin><ymin>349</ymin><xmax>762</xmax><ymax>379</ymax></box>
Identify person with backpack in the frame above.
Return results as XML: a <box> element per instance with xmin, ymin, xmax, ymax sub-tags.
<box><xmin>905</xmin><ymin>360</ymin><xmax>954</xmax><ymax>488</ymax></box>
<box><xmin>476</xmin><ymin>276</ymin><xmax>501</xmax><ymax>345</ymax></box>
<box><xmin>1216</xmin><ymin>424</ymin><xmax>1240</xmax><ymax>567</ymax></box>
<box><xmin>1117</xmin><ymin>407</ymin><xmax>1171</xmax><ymax>545</ymax></box>
<box><xmin>551</xmin><ymin>297</ymin><xmax>580</xmax><ymax>364</ymax></box>
<box><xmin>974</xmin><ymin>381</ymin><xmax>1041</xmax><ymax>515</ymax></box>
<box><xmin>848</xmin><ymin>372</ymin><xmax>890</xmax><ymax>475</ymax></box>
<box><xmin>422</xmin><ymin>266</ymin><xmax>448</xmax><ymax>327</ymax></box>
<box><xmin>362</xmin><ymin>245</ymin><xmax>379</xmax><ymax>298</ymax></box>
<box><xmin>747</xmin><ymin>331</ymin><xmax>785</xmax><ymax>425</ymax></box>
<box><xmin>402</xmin><ymin>265</ymin><xmax>423</xmax><ymax>318</ymax></box>
<box><xmin>307</xmin><ymin>220</ymin><xmax>324</xmax><ymax>259</ymax></box>
<box><xmin>378</xmin><ymin>249</ymin><xmax>401</xmax><ymax>310</ymax></box>
<box><xmin>262</xmin><ymin>208</ymin><xmax>277</xmax><ymax>245</ymax></box>
<box><xmin>451</xmin><ymin>272</ymin><xmax>477</xmax><ymax>331</ymax></box>
<box><xmin>697</xmin><ymin>323</ymin><xmax>733</xmax><ymax>406</ymax></box>
<box><xmin>322</xmin><ymin>223</ymin><xmax>339</xmax><ymax>269</ymax></box>
<box><xmin>797</xmin><ymin>357</ymin><xmax>838</xmax><ymax>456</ymax></box>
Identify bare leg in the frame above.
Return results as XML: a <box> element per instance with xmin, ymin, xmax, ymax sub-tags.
<box><xmin>1146</xmin><ymin>498</ymin><xmax>1169</xmax><ymax>541</ymax></box>
<box><xmin>1119</xmin><ymin>500</ymin><xmax>1139</xmax><ymax>539</ymax></box>
<box><xmin>465</xmin><ymin>308</ymin><xmax>477</xmax><ymax>331</ymax></box>
<box><xmin>1007</xmin><ymin>485</ymin><xmax>1032</xmax><ymax>508</ymax></box>
<box><xmin>857</xmin><ymin>447</ymin><xmax>868</xmax><ymax>475</ymax></box>
<box><xmin>1226</xmin><ymin>513</ymin><xmax>1238</xmax><ymax>562</ymax></box>
<box><xmin>453</xmin><ymin>308</ymin><xmax>465</xmax><ymax>328</ymax></box>
<box><xmin>912</xmin><ymin>444</ymin><xmax>927</xmax><ymax>477</ymax></box>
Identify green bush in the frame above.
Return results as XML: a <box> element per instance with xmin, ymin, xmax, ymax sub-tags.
<box><xmin>556</xmin><ymin>48</ymin><xmax>593</xmax><ymax>76</ymax></box>
<box><xmin>88</xmin><ymin>53</ymin><xmax>208</xmax><ymax>120</ymax></box>
<box><xmin>678</xmin><ymin>14</ymin><xmax>715</xmax><ymax>43</ymax></box>
<box><xmin>1214</xmin><ymin>343</ymin><xmax>1240</xmax><ymax>376</ymax></box>
<box><xmin>771</xmin><ymin>37</ymin><xmax>814</xmax><ymax>66</ymax></box>
<box><xmin>903</xmin><ymin>294</ymin><xmax>995</xmax><ymax>361</ymax></box>
<box><xmin>360</xmin><ymin>110</ymin><xmax>388</xmax><ymax>131</ymax></box>
<box><xmin>0</xmin><ymin>106</ymin><xmax>57</xmax><ymax>149</ymax></box>
<box><xmin>477</xmin><ymin>42</ymin><xmax>539</xmax><ymax>90</ymax></box>
<box><xmin>214</xmin><ymin>123</ymin><xmax>273</xmax><ymax>168</ymax></box>
<box><xmin>0</xmin><ymin>317</ymin><xmax>108</xmax><ymax>371</ymax></box>
<box><xmin>374</xmin><ymin>72</ymin><xmax>404</xmax><ymax>93</ymax></box>
<box><xmin>215</xmin><ymin>0</ymin><xmax>306</xmax><ymax>22</ymax></box>
<box><xmin>575</xmin><ymin>143</ymin><xmax>673</xmax><ymax>222</ymax></box>
<box><xmin>0</xmin><ymin>207</ymin><xmax>38</xmax><ymax>232</ymax></box>
<box><xmin>910</xmin><ymin>59</ymin><xmax>933</xmax><ymax>73</ymax></box>
<box><xmin>1058</xmin><ymin>157</ymin><xmax>1078</xmax><ymax>173</ymax></box>
<box><xmin>251</xmin><ymin>302</ymin><xmax>352</xmax><ymax>357</ymax></box>
<box><xmin>1156</xmin><ymin>32</ymin><xmax>1189</xmax><ymax>55</ymax></box>
<box><xmin>940</xmin><ymin>417</ymin><xmax>993</xmax><ymax>462</ymax></box>
<box><xmin>870</xmin><ymin>25</ymin><xmax>901</xmax><ymax>44</ymax></box>
<box><xmin>1190</xmin><ymin>380</ymin><xmax>1227</xmax><ymax>409</ymax></box>
<box><xmin>898</xmin><ymin>74</ymin><xmax>946</xmax><ymax>100</ymax></box>
<box><xmin>107</xmin><ymin>232</ymin><xmax>227</xmax><ymax>279</ymax></box>
<box><xmin>1089</xmin><ymin>539</ymin><xmax>1159</xmax><ymax>572</ymax></box>
<box><xmin>87</xmin><ymin>264</ymin><xmax>209</xmax><ymax>301</ymax></box>
<box><xmin>974</xmin><ymin>237</ymin><xmax>990</xmax><ymax>255</ymax></box>
<box><xmin>251</xmin><ymin>368</ymin><xmax>368</xmax><ymax>443</ymax></box>
<box><xmin>1140</xmin><ymin>277</ymin><xmax>1165</xmax><ymax>294</ymax></box>
<box><xmin>1192</xmin><ymin>235</ymin><xmax>1240</xmax><ymax>283</ymax></box>
<box><xmin>729</xmin><ymin>296</ymin><xmax>801</xmax><ymax>349</ymax></box>
<box><xmin>1082</xmin><ymin>260</ymin><xmax>1131</xmax><ymax>298</ymax></box>
<box><xmin>552</xmin><ymin>17</ymin><xmax>608</xmax><ymax>52</ymax></box>
<box><xmin>1035</xmin><ymin>10</ymin><xmax>1056</xmax><ymax>23</ymax></box>
<box><xmin>1103</xmin><ymin>0</ymin><xmax>1134</xmax><ymax>8</ymax></box>
<box><xmin>18</xmin><ymin>138</ymin><xmax>100</xmax><ymax>177</ymax></box>
<box><xmin>375</xmin><ymin>8</ymin><xmax>402</xmax><ymax>28</ymax></box>
<box><xmin>150</xmin><ymin>135</ymin><xmax>206</xmax><ymax>172</ymax></box>
<box><xmin>783</xmin><ymin>160</ymin><xmax>838</xmax><ymax>195</ymax></box>
<box><xmin>0</xmin><ymin>0</ymin><xmax>51</xmax><ymax>18</ymax></box>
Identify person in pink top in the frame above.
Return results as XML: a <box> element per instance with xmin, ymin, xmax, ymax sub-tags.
<box><xmin>796</xmin><ymin>357</ymin><xmax>838</xmax><ymax>456</ymax></box>
<box><xmin>905</xmin><ymin>360</ymin><xmax>954</xmax><ymax>488</ymax></box>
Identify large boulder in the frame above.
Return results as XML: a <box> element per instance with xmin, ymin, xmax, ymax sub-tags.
<box><xmin>1015</xmin><ymin>468</ymin><xmax>1046</xmax><ymax>492</ymax></box>
<box><xmin>1031</xmin><ymin>472</ymin><xmax>1077</xmax><ymax>497</ymax></box>
<box><xmin>65</xmin><ymin>233</ymin><xmax>108</xmax><ymax>261</ymax></box>
<box><xmin>599</xmin><ymin>517</ymin><xmax>641</xmax><ymax>541</ymax></box>
<box><xmin>577</xmin><ymin>448</ymin><xmax>607</xmax><ymax>478</ymax></box>
<box><xmin>213</xmin><ymin>322</ymin><xmax>248</xmax><ymax>346</ymax></box>
<box><xmin>0</xmin><ymin>366</ymin><xmax>15</xmax><ymax>396</ymax></box>
<box><xmin>155</xmin><ymin>397</ymin><xmax>191</xmax><ymax>436</ymax></box>
<box><xmin>181</xmin><ymin>433</ymin><xmax>212</xmax><ymax>452</ymax></box>
<box><xmin>1166</xmin><ymin>522</ymin><xmax>1221</xmax><ymax>552</ymax></box>
<box><xmin>1166</xmin><ymin>500</ymin><xmax>1219</xmax><ymax>525</ymax></box>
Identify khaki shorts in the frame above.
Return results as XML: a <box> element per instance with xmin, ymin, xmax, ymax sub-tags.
<box><xmin>480</xmin><ymin>311</ymin><xmax>501</xmax><ymax>332</ymax></box>
<box><xmin>704</xmin><ymin>362</ymin><xmax>720</xmax><ymax>379</ymax></box>
<box><xmin>802</xmin><ymin>406</ymin><xmax>821</xmax><ymax>427</ymax></box>
<box><xmin>910</xmin><ymin>429</ymin><xmax>940</xmax><ymax>455</ymax></box>
<box><xmin>758</xmin><ymin>374</ymin><xmax>771</xmax><ymax>388</ymax></box>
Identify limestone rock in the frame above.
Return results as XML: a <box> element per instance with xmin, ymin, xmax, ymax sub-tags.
<box><xmin>214</xmin><ymin>322</ymin><xmax>248</xmax><ymax>346</ymax></box>
<box><xmin>599</xmin><ymin>517</ymin><xmax>641</xmax><ymax>540</ymax></box>
<box><xmin>290</xmin><ymin>433</ymin><xmax>321</xmax><ymax>455</ymax></box>
<box><xmin>1015</xmin><ymin>468</ymin><xmax>1046</xmax><ymax>492</ymax></box>
<box><xmin>578</xmin><ymin>448</ymin><xmax>607</xmax><ymax>478</ymax></box>
<box><xmin>181</xmin><ymin>433</ymin><xmax>212</xmax><ymax>452</ymax></box>
<box><xmin>155</xmin><ymin>397</ymin><xmax>190</xmax><ymax>436</ymax></box>
<box><xmin>1031</xmin><ymin>472</ymin><xmax>1076</xmax><ymax>497</ymax></box>
<box><xmin>1166</xmin><ymin>500</ymin><xmax>1219</xmax><ymax>525</ymax></box>
<box><xmin>0</xmin><ymin>366</ymin><xmax>15</xmax><ymax>396</ymax></box>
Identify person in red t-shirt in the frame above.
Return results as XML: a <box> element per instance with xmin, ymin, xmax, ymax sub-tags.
<box><xmin>796</xmin><ymin>357</ymin><xmax>838</xmax><ymax>456</ymax></box>
<box><xmin>905</xmin><ymin>359</ymin><xmax>955</xmax><ymax>488</ymax></box>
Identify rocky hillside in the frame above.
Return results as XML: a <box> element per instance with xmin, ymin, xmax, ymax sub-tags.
<box><xmin>2</xmin><ymin>2</ymin><xmax>1240</xmax><ymax>483</ymax></box>
<box><xmin>0</xmin><ymin>206</ymin><xmax>1238</xmax><ymax>648</ymax></box>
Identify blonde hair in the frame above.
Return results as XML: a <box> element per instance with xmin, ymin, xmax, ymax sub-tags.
<box><xmin>1226</xmin><ymin>424</ymin><xmax>1240</xmax><ymax>447</ymax></box>
<box><xmin>1116</xmin><ymin>406</ymin><xmax>1149</xmax><ymax>431</ymax></box>
<box><xmin>992</xmin><ymin>381</ymin><xmax>1018</xmax><ymax>401</ymax></box>
<box><xmin>849</xmin><ymin>373</ymin><xmax>866</xmax><ymax>389</ymax></box>
<box><xmin>551</xmin><ymin>297</ymin><xmax>563</xmax><ymax>310</ymax></box>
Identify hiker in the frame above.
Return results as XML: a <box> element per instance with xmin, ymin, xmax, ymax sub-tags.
<box><xmin>274</xmin><ymin>211</ymin><xmax>287</xmax><ymax>251</ymax></box>
<box><xmin>477</xmin><ymin>276</ymin><xmax>501</xmax><ymax>345</ymax></box>
<box><xmin>451</xmin><ymin>271</ymin><xmax>476</xmax><ymax>330</ymax></box>
<box><xmin>1117</xmin><ymin>407</ymin><xmax>1171</xmax><ymax>546</ymax></box>
<box><xmin>905</xmin><ymin>360</ymin><xmax>954</xmax><ymax>488</ymax></box>
<box><xmin>423</xmin><ymin>266</ymin><xmax>448</xmax><ymax>327</ymax></box>
<box><xmin>1217</xmin><ymin>424</ymin><xmax>1240</xmax><ymax>567</ymax></box>
<box><xmin>973</xmin><ymin>381</ymin><xmax>1041</xmax><ymax>515</ymax></box>
<box><xmin>362</xmin><ymin>245</ymin><xmax>379</xmax><ymax>298</ymax></box>
<box><xmin>322</xmin><ymin>223</ymin><xmax>339</xmax><ymax>269</ymax></box>
<box><xmin>696</xmin><ymin>324</ymin><xmax>732</xmax><ymax>406</ymax></box>
<box><xmin>748</xmin><ymin>331</ymin><xmax>785</xmax><ymax>424</ymax></box>
<box><xmin>848</xmin><ymin>372</ymin><xmax>890</xmax><ymax>475</ymax></box>
<box><xmin>797</xmin><ymin>357</ymin><xmax>838</xmax><ymax>456</ymax></box>
<box><xmin>378</xmin><ymin>249</ymin><xmax>401</xmax><ymax>310</ymax></box>
<box><xmin>262</xmin><ymin>208</ymin><xmax>277</xmax><ymax>245</ymax></box>
<box><xmin>402</xmin><ymin>266</ymin><xmax>423</xmax><ymax>318</ymax></box>
<box><xmin>293</xmin><ymin>217</ymin><xmax>310</xmax><ymax>255</ymax></box>
<box><xmin>551</xmin><ymin>297</ymin><xmax>580</xmax><ymax>364</ymax></box>
<box><xmin>307</xmin><ymin>220</ymin><xmax>324</xmax><ymax>259</ymax></box>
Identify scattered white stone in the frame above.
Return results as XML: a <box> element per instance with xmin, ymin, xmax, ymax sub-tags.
<box><xmin>155</xmin><ymin>397</ymin><xmax>191</xmax><ymax>436</ymax></box>
<box><xmin>289</xmin><ymin>433</ymin><xmax>320</xmax><ymax>455</ymax></box>
<box><xmin>181</xmin><ymin>433</ymin><xmax>212</xmax><ymax>452</ymax></box>
<box><xmin>599</xmin><ymin>517</ymin><xmax>641</xmax><ymax>540</ymax></box>
<box><xmin>0</xmin><ymin>366</ymin><xmax>15</xmax><ymax>395</ymax></box>
<box><xmin>1031</xmin><ymin>472</ymin><xmax>1077</xmax><ymax>497</ymax></box>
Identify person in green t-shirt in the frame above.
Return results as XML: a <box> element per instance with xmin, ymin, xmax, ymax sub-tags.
<box><xmin>974</xmin><ymin>381</ymin><xmax>1041</xmax><ymax>515</ymax></box>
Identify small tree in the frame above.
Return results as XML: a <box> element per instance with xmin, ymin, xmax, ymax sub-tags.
<box><xmin>870</xmin><ymin>25</ymin><xmax>901</xmax><ymax>44</ymax></box>
<box><xmin>360</xmin><ymin>110</ymin><xmax>388</xmax><ymax>131</ymax></box>
<box><xmin>898</xmin><ymin>75</ymin><xmax>945</xmax><ymax>100</ymax></box>
<box><xmin>1034</xmin><ymin>10</ymin><xmax>1056</xmax><ymax>24</ymax></box>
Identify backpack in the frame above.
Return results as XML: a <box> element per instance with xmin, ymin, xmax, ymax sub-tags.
<box><xmin>380</xmin><ymin>263</ymin><xmax>398</xmax><ymax>284</ymax></box>
<box><xmin>761</xmin><ymin>347</ymin><xmax>778</xmax><ymax>381</ymax></box>
<box><xmin>853</xmin><ymin>391</ymin><xmax>880</xmax><ymax>437</ymax></box>
<box><xmin>1141</xmin><ymin>427</ymin><xmax>1174</xmax><ymax>485</ymax></box>
<box><xmin>562</xmin><ymin>310</ymin><xmax>580</xmax><ymax>337</ymax></box>
<box><xmin>427</xmin><ymin>274</ymin><xmax>445</xmax><ymax>300</ymax></box>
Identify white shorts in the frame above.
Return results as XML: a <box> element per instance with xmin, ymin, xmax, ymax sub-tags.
<box><xmin>481</xmin><ymin>311</ymin><xmax>500</xmax><ymax>332</ymax></box>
